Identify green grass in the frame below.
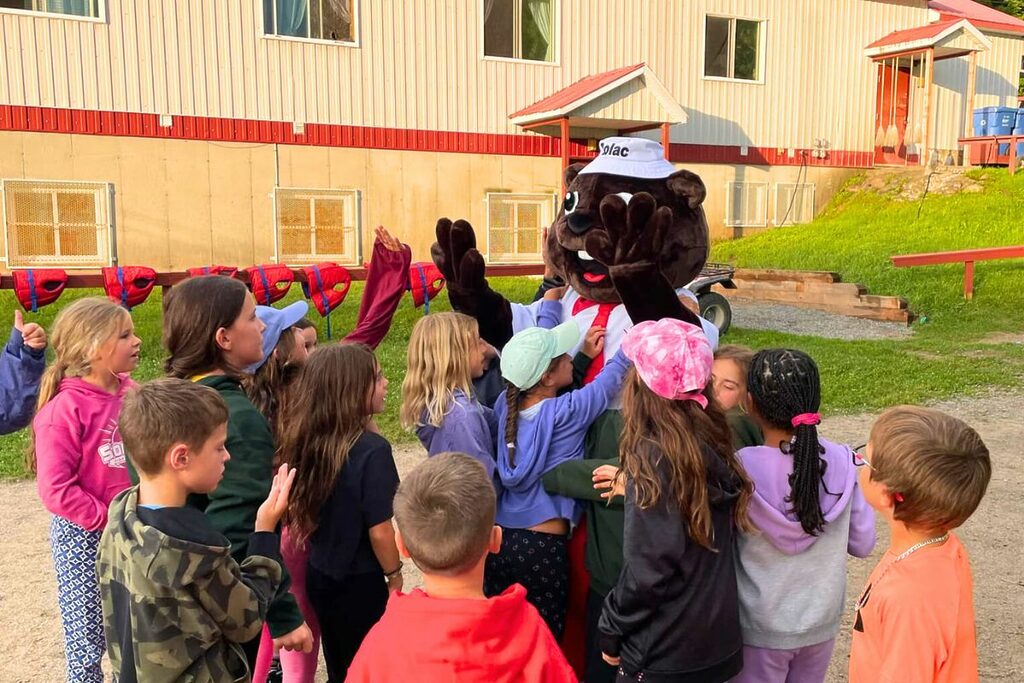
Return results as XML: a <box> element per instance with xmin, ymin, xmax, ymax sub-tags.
<box><xmin>3</xmin><ymin>168</ymin><xmax>1023</xmax><ymax>478</ymax></box>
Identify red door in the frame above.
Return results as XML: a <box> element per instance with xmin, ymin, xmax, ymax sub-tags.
<box><xmin>874</xmin><ymin>62</ymin><xmax>912</xmax><ymax>165</ymax></box>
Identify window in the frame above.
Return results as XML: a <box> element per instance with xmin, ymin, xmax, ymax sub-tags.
<box><xmin>485</xmin><ymin>192</ymin><xmax>554</xmax><ymax>263</ymax></box>
<box><xmin>484</xmin><ymin>0</ymin><xmax>555</xmax><ymax>62</ymax></box>
<box><xmin>704</xmin><ymin>16</ymin><xmax>763</xmax><ymax>81</ymax></box>
<box><xmin>0</xmin><ymin>0</ymin><xmax>101</xmax><ymax>18</ymax></box>
<box><xmin>275</xmin><ymin>188</ymin><xmax>361</xmax><ymax>265</ymax></box>
<box><xmin>774</xmin><ymin>183</ymin><xmax>815</xmax><ymax>226</ymax></box>
<box><xmin>725</xmin><ymin>181</ymin><xmax>768</xmax><ymax>228</ymax></box>
<box><xmin>2</xmin><ymin>180</ymin><xmax>112</xmax><ymax>267</ymax></box>
<box><xmin>263</xmin><ymin>0</ymin><xmax>355</xmax><ymax>43</ymax></box>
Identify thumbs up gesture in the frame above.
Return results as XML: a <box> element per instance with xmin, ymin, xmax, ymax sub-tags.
<box><xmin>14</xmin><ymin>310</ymin><xmax>47</xmax><ymax>351</ymax></box>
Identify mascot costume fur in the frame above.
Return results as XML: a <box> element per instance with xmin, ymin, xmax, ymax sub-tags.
<box><xmin>431</xmin><ymin>136</ymin><xmax>713</xmax><ymax>679</ymax></box>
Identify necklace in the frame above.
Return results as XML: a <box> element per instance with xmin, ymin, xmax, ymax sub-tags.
<box><xmin>855</xmin><ymin>533</ymin><xmax>949</xmax><ymax>613</ymax></box>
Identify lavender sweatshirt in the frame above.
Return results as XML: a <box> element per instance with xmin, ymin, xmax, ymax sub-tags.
<box><xmin>415</xmin><ymin>389</ymin><xmax>498</xmax><ymax>480</ymax></box>
<box><xmin>736</xmin><ymin>438</ymin><xmax>876</xmax><ymax>649</ymax></box>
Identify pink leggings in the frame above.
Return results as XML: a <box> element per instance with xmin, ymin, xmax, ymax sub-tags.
<box><xmin>252</xmin><ymin>528</ymin><xmax>322</xmax><ymax>683</ymax></box>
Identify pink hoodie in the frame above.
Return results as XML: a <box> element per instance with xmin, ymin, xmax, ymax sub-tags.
<box><xmin>34</xmin><ymin>375</ymin><xmax>134</xmax><ymax>531</ymax></box>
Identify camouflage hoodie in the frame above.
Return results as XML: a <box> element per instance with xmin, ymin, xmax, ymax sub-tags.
<box><xmin>97</xmin><ymin>486</ymin><xmax>283</xmax><ymax>683</ymax></box>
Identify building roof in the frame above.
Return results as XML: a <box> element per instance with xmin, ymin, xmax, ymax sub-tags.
<box><xmin>510</xmin><ymin>64</ymin><xmax>646</xmax><ymax>119</ymax></box>
<box><xmin>930</xmin><ymin>0</ymin><xmax>1024</xmax><ymax>36</ymax></box>
<box><xmin>865</xmin><ymin>18</ymin><xmax>991</xmax><ymax>58</ymax></box>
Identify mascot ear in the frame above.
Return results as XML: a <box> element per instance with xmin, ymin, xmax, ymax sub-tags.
<box><xmin>666</xmin><ymin>170</ymin><xmax>707</xmax><ymax>210</ymax></box>
<box><xmin>564</xmin><ymin>163</ymin><xmax>586</xmax><ymax>189</ymax></box>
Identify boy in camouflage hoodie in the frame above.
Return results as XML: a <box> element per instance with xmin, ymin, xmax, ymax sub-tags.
<box><xmin>97</xmin><ymin>378</ymin><xmax>296</xmax><ymax>683</ymax></box>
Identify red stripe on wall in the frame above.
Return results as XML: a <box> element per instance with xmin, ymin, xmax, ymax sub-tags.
<box><xmin>0</xmin><ymin>104</ymin><xmax>872</xmax><ymax>169</ymax></box>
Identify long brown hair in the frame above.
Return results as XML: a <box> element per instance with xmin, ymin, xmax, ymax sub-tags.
<box><xmin>279</xmin><ymin>343</ymin><xmax>378</xmax><ymax>547</ymax></box>
<box><xmin>244</xmin><ymin>327</ymin><xmax>301</xmax><ymax>441</ymax></box>
<box><xmin>163</xmin><ymin>276</ymin><xmax>249</xmax><ymax>378</ymax></box>
<box><xmin>620</xmin><ymin>368</ymin><xmax>753</xmax><ymax>550</ymax></box>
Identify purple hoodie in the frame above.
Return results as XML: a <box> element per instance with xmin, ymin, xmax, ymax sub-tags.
<box><xmin>0</xmin><ymin>326</ymin><xmax>45</xmax><ymax>434</ymax></box>
<box><xmin>415</xmin><ymin>389</ymin><xmax>499</xmax><ymax>480</ymax></box>
<box><xmin>735</xmin><ymin>438</ymin><xmax>876</xmax><ymax>649</ymax></box>
<box><xmin>33</xmin><ymin>375</ymin><xmax>135</xmax><ymax>531</ymax></box>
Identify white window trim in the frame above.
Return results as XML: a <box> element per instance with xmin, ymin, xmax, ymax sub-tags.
<box><xmin>701</xmin><ymin>14</ymin><xmax>767</xmax><ymax>86</ymax></box>
<box><xmin>773</xmin><ymin>182</ymin><xmax>816</xmax><ymax>227</ymax></box>
<box><xmin>0</xmin><ymin>0</ymin><xmax>105</xmax><ymax>23</ymax></box>
<box><xmin>480</xmin><ymin>0</ymin><xmax>561</xmax><ymax>67</ymax></box>
<box><xmin>483</xmin><ymin>191</ymin><xmax>556</xmax><ymax>264</ymax></box>
<box><xmin>262</xmin><ymin>0</ymin><xmax>361</xmax><ymax>49</ymax></box>
<box><xmin>724</xmin><ymin>181</ymin><xmax>769</xmax><ymax>228</ymax></box>
<box><xmin>1</xmin><ymin>178</ymin><xmax>115</xmax><ymax>269</ymax></box>
<box><xmin>272</xmin><ymin>187</ymin><xmax>363</xmax><ymax>267</ymax></box>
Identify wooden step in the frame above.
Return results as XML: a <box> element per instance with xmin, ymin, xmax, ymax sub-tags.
<box><xmin>734</xmin><ymin>269</ymin><xmax>841</xmax><ymax>283</ymax></box>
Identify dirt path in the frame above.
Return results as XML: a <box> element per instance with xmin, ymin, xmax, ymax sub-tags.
<box><xmin>3</xmin><ymin>394</ymin><xmax>1021</xmax><ymax>682</ymax></box>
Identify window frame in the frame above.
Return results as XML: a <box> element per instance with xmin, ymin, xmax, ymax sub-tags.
<box><xmin>262</xmin><ymin>0</ymin><xmax>361</xmax><ymax>49</ymax></box>
<box><xmin>483</xmin><ymin>191</ymin><xmax>556</xmax><ymax>264</ymax></box>
<box><xmin>702</xmin><ymin>14</ymin><xmax>766</xmax><ymax>85</ymax></box>
<box><xmin>481</xmin><ymin>0</ymin><xmax>560</xmax><ymax>67</ymax></box>
<box><xmin>773</xmin><ymin>182</ymin><xmax>816</xmax><ymax>226</ymax></box>
<box><xmin>0</xmin><ymin>0</ymin><xmax>105</xmax><ymax>23</ymax></box>
<box><xmin>1</xmin><ymin>178</ymin><xmax>115</xmax><ymax>268</ymax></box>
<box><xmin>724</xmin><ymin>181</ymin><xmax>769</xmax><ymax>228</ymax></box>
<box><xmin>272</xmin><ymin>187</ymin><xmax>363</xmax><ymax>267</ymax></box>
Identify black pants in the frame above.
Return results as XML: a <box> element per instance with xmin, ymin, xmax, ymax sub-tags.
<box><xmin>306</xmin><ymin>567</ymin><xmax>388</xmax><ymax>683</ymax></box>
<box><xmin>586</xmin><ymin>588</ymin><xmax>617</xmax><ymax>683</ymax></box>
<box><xmin>484</xmin><ymin>527</ymin><xmax>569</xmax><ymax>639</ymax></box>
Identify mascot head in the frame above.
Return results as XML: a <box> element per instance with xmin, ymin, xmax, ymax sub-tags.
<box><xmin>546</xmin><ymin>137</ymin><xmax>710</xmax><ymax>303</ymax></box>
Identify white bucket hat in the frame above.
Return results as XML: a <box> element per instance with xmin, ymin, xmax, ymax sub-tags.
<box><xmin>578</xmin><ymin>136</ymin><xmax>677</xmax><ymax>179</ymax></box>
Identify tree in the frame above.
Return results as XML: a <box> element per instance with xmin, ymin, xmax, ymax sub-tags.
<box><xmin>973</xmin><ymin>0</ymin><xmax>1024</xmax><ymax>19</ymax></box>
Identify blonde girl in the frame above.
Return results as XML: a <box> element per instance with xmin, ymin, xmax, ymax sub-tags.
<box><xmin>400</xmin><ymin>312</ymin><xmax>495</xmax><ymax>479</ymax></box>
<box><xmin>31</xmin><ymin>297</ymin><xmax>140</xmax><ymax>683</ymax></box>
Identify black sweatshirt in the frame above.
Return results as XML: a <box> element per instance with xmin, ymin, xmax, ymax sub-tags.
<box><xmin>598</xmin><ymin>444</ymin><xmax>745</xmax><ymax>683</ymax></box>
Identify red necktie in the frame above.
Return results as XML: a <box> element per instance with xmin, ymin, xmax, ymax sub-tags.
<box><xmin>572</xmin><ymin>298</ymin><xmax>617</xmax><ymax>384</ymax></box>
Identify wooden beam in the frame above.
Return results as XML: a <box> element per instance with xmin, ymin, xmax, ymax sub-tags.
<box><xmin>661</xmin><ymin>122</ymin><xmax>671</xmax><ymax>158</ymax></box>
<box><xmin>924</xmin><ymin>47</ymin><xmax>935</xmax><ymax>167</ymax></box>
<box><xmin>891</xmin><ymin>245</ymin><xmax>1024</xmax><ymax>267</ymax></box>
<box><xmin>965</xmin><ymin>50</ymin><xmax>977</xmax><ymax>140</ymax></box>
<box><xmin>560</xmin><ymin>117</ymin><xmax>570</xmax><ymax>194</ymax></box>
<box><xmin>519</xmin><ymin>116</ymin><xmax>567</xmax><ymax>131</ymax></box>
<box><xmin>617</xmin><ymin>122</ymin><xmax>663</xmax><ymax>134</ymax></box>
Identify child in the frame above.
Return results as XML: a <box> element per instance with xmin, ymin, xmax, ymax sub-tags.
<box><xmin>293</xmin><ymin>318</ymin><xmax>318</xmax><ymax>356</ymax></box>
<box><xmin>30</xmin><ymin>297</ymin><xmax>139</xmax><ymax>683</ymax></box>
<box><xmin>1</xmin><ymin>309</ymin><xmax>47</xmax><ymax>434</ymax></box>
<box><xmin>849</xmin><ymin>406</ymin><xmax>990</xmax><ymax>683</ymax></box>
<box><xmin>712</xmin><ymin>344</ymin><xmax>762</xmax><ymax>448</ymax></box>
<box><xmin>348</xmin><ymin>452</ymin><xmax>577</xmax><ymax>682</ymax></box>
<box><xmin>598</xmin><ymin>318</ymin><xmax>752</xmax><ymax>683</ymax></box>
<box><xmin>734</xmin><ymin>349</ymin><xmax>876</xmax><ymax>683</ymax></box>
<box><xmin>163</xmin><ymin>276</ymin><xmax>312</xmax><ymax>666</ymax></box>
<box><xmin>400</xmin><ymin>312</ymin><xmax>496</xmax><ymax>479</ymax></box>
<box><xmin>280</xmin><ymin>343</ymin><xmax>402</xmax><ymax>682</ymax></box>
<box><xmin>244</xmin><ymin>301</ymin><xmax>311</xmax><ymax>441</ymax></box>
<box><xmin>98</xmin><ymin>378</ymin><xmax>295</xmax><ymax>682</ymax></box>
<box><xmin>486</xmin><ymin>320</ymin><xmax>630</xmax><ymax>639</ymax></box>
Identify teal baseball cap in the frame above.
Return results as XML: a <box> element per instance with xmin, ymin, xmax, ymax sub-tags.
<box><xmin>500</xmin><ymin>321</ymin><xmax>580</xmax><ymax>390</ymax></box>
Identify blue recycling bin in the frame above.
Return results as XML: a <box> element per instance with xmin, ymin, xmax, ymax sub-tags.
<box><xmin>990</xmin><ymin>106</ymin><xmax>1018</xmax><ymax>154</ymax></box>
<box><xmin>973</xmin><ymin>108</ymin><xmax>988</xmax><ymax>136</ymax></box>
<box><xmin>1016</xmin><ymin>109</ymin><xmax>1024</xmax><ymax>158</ymax></box>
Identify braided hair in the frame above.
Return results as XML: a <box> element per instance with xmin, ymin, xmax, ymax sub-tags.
<box><xmin>503</xmin><ymin>356</ymin><xmax>561</xmax><ymax>470</ymax></box>
<box><xmin>747</xmin><ymin>349</ymin><xmax>831</xmax><ymax>536</ymax></box>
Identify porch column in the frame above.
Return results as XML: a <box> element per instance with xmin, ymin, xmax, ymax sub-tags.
<box><xmin>560</xmin><ymin>117</ymin><xmax>570</xmax><ymax>194</ymax></box>
<box><xmin>924</xmin><ymin>47</ymin><xmax>936</xmax><ymax>166</ymax></box>
<box><xmin>661</xmin><ymin>122</ymin><xmax>672</xmax><ymax>159</ymax></box>
<box><xmin>965</xmin><ymin>50</ymin><xmax>978</xmax><ymax>139</ymax></box>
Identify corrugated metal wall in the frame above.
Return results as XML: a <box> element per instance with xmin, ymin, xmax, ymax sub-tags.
<box><xmin>0</xmin><ymin>0</ymin><xmax>952</xmax><ymax>153</ymax></box>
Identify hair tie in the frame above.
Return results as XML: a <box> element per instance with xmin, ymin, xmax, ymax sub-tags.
<box><xmin>791</xmin><ymin>412</ymin><xmax>821</xmax><ymax>427</ymax></box>
<box><xmin>893</xmin><ymin>492</ymin><xmax>905</xmax><ymax>503</ymax></box>
<box><xmin>675</xmin><ymin>390</ymin><xmax>709</xmax><ymax>409</ymax></box>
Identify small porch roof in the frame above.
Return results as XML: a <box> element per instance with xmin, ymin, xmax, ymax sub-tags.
<box><xmin>508</xmin><ymin>63</ymin><xmax>686</xmax><ymax>137</ymax></box>
<box><xmin>865</xmin><ymin>18</ymin><xmax>992</xmax><ymax>60</ymax></box>
<box><xmin>930</xmin><ymin>0</ymin><xmax>1024</xmax><ymax>37</ymax></box>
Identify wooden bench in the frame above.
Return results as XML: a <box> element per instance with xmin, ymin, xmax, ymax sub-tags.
<box><xmin>890</xmin><ymin>245</ymin><xmax>1024</xmax><ymax>299</ymax></box>
<box><xmin>958</xmin><ymin>135</ymin><xmax>1022</xmax><ymax>175</ymax></box>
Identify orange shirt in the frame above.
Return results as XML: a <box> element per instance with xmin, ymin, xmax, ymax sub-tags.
<box><xmin>849</xmin><ymin>533</ymin><xmax>978</xmax><ymax>683</ymax></box>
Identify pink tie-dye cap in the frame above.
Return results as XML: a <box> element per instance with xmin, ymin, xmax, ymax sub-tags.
<box><xmin>621</xmin><ymin>318</ymin><xmax>714</xmax><ymax>408</ymax></box>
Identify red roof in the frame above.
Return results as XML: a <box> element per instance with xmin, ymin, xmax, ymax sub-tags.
<box><xmin>930</xmin><ymin>0</ymin><xmax>1024</xmax><ymax>35</ymax></box>
<box><xmin>509</xmin><ymin>64</ymin><xmax>645</xmax><ymax>119</ymax></box>
<box><xmin>866</xmin><ymin>19</ymin><xmax>962</xmax><ymax>49</ymax></box>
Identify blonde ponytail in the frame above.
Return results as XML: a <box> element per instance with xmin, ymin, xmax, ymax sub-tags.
<box><xmin>26</xmin><ymin>298</ymin><xmax>130</xmax><ymax>473</ymax></box>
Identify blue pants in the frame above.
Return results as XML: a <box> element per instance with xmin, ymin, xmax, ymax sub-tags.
<box><xmin>50</xmin><ymin>516</ymin><xmax>105</xmax><ymax>683</ymax></box>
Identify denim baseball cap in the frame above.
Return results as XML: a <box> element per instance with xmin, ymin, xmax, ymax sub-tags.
<box><xmin>500</xmin><ymin>321</ymin><xmax>580</xmax><ymax>390</ymax></box>
<box><xmin>247</xmin><ymin>300</ymin><xmax>309</xmax><ymax>373</ymax></box>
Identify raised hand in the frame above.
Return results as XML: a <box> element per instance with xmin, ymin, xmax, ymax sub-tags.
<box><xmin>374</xmin><ymin>225</ymin><xmax>404</xmax><ymax>252</ymax></box>
<box><xmin>14</xmin><ymin>310</ymin><xmax>46</xmax><ymax>351</ymax></box>
<box><xmin>255</xmin><ymin>464</ymin><xmax>296</xmax><ymax>533</ymax></box>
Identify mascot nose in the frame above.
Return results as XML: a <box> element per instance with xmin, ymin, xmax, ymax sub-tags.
<box><xmin>567</xmin><ymin>212</ymin><xmax>593</xmax><ymax>235</ymax></box>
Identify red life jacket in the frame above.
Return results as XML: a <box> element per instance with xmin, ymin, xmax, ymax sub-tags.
<box><xmin>301</xmin><ymin>263</ymin><xmax>352</xmax><ymax>317</ymax></box>
<box><xmin>247</xmin><ymin>264</ymin><xmax>294</xmax><ymax>305</ymax></box>
<box><xmin>12</xmin><ymin>269</ymin><xmax>68</xmax><ymax>312</ymax></box>
<box><xmin>102</xmin><ymin>266</ymin><xmax>157</xmax><ymax>310</ymax></box>
<box><xmin>408</xmin><ymin>262</ymin><xmax>445</xmax><ymax>311</ymax></box>
<box><xmin>186</xmin><ymin>265</ymin><xmax>239</xmax><ymax>278</ymax></box>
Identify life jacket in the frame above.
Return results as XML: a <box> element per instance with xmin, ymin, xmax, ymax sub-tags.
<box><xmin>247</xmin><ymin>264</ymin><xmax>294</xmax><ymax>305</ymax></box>
<box><xmin>301</xmin><ymin>263</ymin><xmax>352</xmax><ymax>338</ymax></box>
<box><xmin>186</xmin><ymin>265</ymin><xmax>239</xmax><ymax>278</ymax></box>
<box><xmin>12</xmin><ymin>269</ymin><xmax>68</xmax><ymax>312</ymax></box>
<box><xmin>102</xmin><ymin>266</ymin><xmax>157</xmax><ymax>310</ymax></box>
<box><xmin>408</xmin><ymin>262</ymin><xmax>445</xmax><ymax>313</ymax></box>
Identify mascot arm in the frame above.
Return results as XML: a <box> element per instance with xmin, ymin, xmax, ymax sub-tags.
<box><xmin>431</xmin><ymin>218</ymin><xmax>514</xmax><ymax>347</ymax></box>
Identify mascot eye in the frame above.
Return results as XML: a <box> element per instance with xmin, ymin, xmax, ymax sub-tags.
<box><xmin>563</xmin><ymin>191</ymin><xmax>579</xmax><ymax>214</ymax></box>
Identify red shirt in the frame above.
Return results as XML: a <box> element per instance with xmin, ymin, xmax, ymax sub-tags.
<box><xmin>347</xmin><ymin>584</ymin><xmax>576</xmax><ymax>683</ymax></box>
<box><xmin>849</xmin><ymin>533</ymin><xmax>978</xmax><ymax>683</ymax></box>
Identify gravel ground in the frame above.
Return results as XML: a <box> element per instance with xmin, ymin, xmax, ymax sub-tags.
<box><xmin>729</xmin><ymin>297</ymin><xmax>915</xmax><ymax>340</ymax></box>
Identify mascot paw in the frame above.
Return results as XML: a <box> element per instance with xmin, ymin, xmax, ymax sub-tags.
<box><xmin>431</xmin><ymin>218</ymin><xmax>487</xmax><ymax>296</ymax></box>
<box><xmin>585</xmin><ymin>192</ymin><xmax>672</xmax><ymax>277</ymax></box>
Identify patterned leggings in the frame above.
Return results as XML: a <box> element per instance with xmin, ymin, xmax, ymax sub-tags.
<box><xmin>50</xmin><ymin>516</ymin><xmax>105</xmax><ymax>683</ymax></box>
<box><xmin>484</xmin><ymin>527</ymin><xmax>569</xmax><ymax>638</ymax></box>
